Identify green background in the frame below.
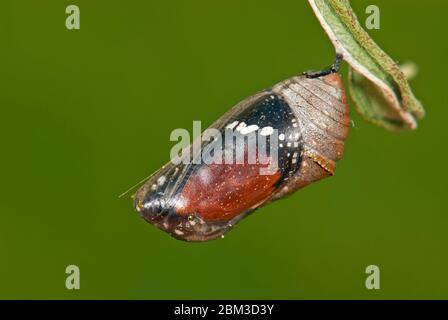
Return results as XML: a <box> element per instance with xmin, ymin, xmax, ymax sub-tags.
<box><xmin>1</xmin><ymin>0</ymin><xmax>447</xmax><ymax>299</ymax></box>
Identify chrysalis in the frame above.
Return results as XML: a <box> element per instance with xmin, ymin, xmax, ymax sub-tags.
<box><xmin>134</xmin><ymin>56</ymin><xmax>349</xmax><ymax>241</ymax></box>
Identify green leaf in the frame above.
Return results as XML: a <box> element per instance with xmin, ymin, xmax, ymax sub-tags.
<box><xmin>308</xmin><ymin>0</ymin><xmax>425</xmax><ymax>131</ymax></box>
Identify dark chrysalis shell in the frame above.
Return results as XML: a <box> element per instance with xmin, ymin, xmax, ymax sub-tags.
<box><xmin>134</xmin><ymin>73</ymin><xmax>349</xmax><ymax>241</ymax></box>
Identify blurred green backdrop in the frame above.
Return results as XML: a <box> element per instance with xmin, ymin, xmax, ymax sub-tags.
<box><xmin>1</xmin><ymin>0</ymin><xmax>447</xmax><ymax>299</ymax></box>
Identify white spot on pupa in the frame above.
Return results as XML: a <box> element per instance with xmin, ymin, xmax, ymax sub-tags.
<box><xmin>144</xmin><ymin>202</ymin><xmax>153</xmax><ymax>210</ymax></box>
<box><xmin>235</xmin><ymin>122</ymin><xmax>247</xmax><ymax>131</ymax></box>
<box><xmin>239</xmin><ymin>124</ymin><xmax>259</xmax><ymax>135</ymax></box>
<box><xmin>293</xmin><ymin>123</ymin><xmax>298</xmax><ymax>128</ymax></box>
<box><xmin>174</xmin><ymin>229</ymin><xmax>184</xmax><ymax>235</ymax></box>
<box><xmin>260</xmin><ymin>126</ymin><xmax>274</xmax><ymax>136</ymax></box>
<box><xmin>151</xmin><ymin>184</ymin><xmax>157</xmax><ymax>190</ymax></box>
<box><xmin>175</xmin><ymin>198</ymin><xmax>186</xmax><ymax>211</ymax></box>
<box><xmin>157</xmin><ymin>176</ymin><xmax>166</xmax><ymax>186</ymax></box>
<box><xmin>293</xmin><ymin>142</ymin><xmax>299</xmax><ymax>148</ymax></box>
<box><xmin>279</xmin><ymin>133</ymin><xmax>285</xmax><ymax>141</ymax></box>
<box><xmin>226</xmin><ymin>121</ymin><xmax>239</xmax><ymax>130</ymax></box>
<box><xmin>279</xmin><ymin>143</ymin><xmax>283</xmax><ymax>148</ymax></box>
<box><xmin>294</xmin><ymin>133</ymin><xmax>300</xmax><ymax>140</ymax></box>
<box><xmin>287</xmin><ymin>142</ymin><xmax>292</xmax><ymax>147</ymax></box>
